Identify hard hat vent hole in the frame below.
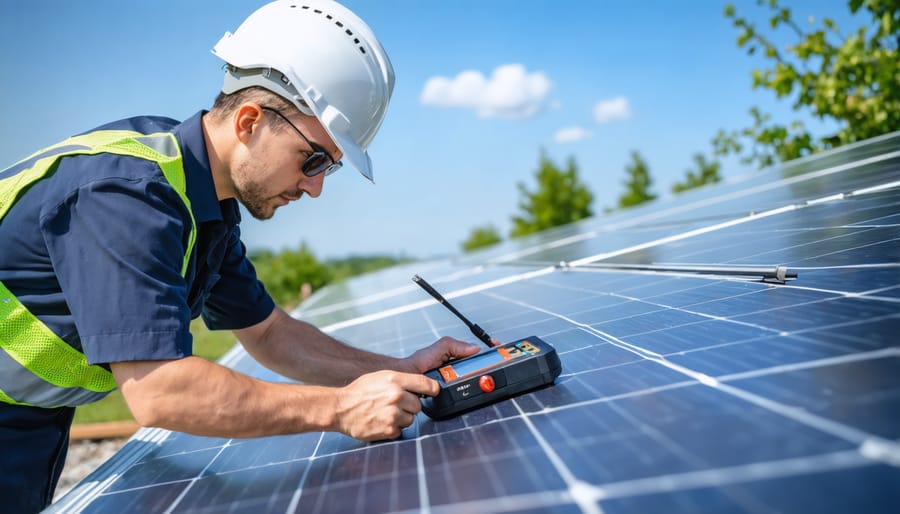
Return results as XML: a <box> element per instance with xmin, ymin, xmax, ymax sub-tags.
<box><xmin>297</xmin><ymin>4</ymin><xmax>368</xmax><ymax>56</ymax></box>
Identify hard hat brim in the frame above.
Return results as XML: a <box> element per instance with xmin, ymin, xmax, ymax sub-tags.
<box><xmin>217</xmin><ymin>63</ymin><xmax>375</xmax><ymax>183</ymax></box>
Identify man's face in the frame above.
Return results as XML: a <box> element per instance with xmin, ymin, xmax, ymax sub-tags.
<box><xmin>231</xmin><ymin>108</ymin><xmax>341</xmax><ymax>220</ymax></box>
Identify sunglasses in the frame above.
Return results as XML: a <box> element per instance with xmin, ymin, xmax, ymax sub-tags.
<box><xmin>260</xmin><ymin>106</ymin><xmax>342</xmax><ymax>177</ymax></box>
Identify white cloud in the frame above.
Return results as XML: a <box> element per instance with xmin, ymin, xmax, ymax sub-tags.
<box><xmin>420</xmin><ymin>64</ymin><xmax>552</xmax><ymax>119</ymax></box>
<box><xmin>554</xmin><ymin>126</ymin><xmax>592</xmax><ymax>143</ymax></box>
<box><xmin>593</xmin><ymin>96</ymin><xmax>631</xmax><ymax>124</ymax></box>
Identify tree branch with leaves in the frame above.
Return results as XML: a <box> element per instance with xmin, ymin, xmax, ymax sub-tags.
<box><xmin>715</xmin><ymin>0</ymin><xmax>899</xmax><ymax>169</ymax></box>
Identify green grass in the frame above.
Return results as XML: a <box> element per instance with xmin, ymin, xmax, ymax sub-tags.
<box><xmin>73</xmin><ymin>319</ymin><xmax>240</xmax><ymax>425</ymax></box>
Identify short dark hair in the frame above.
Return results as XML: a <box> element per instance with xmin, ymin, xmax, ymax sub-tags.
<box><xmin>208</xmin><ymin>87</ymin><xmax>298</xmax><ymax>130</ymax></box>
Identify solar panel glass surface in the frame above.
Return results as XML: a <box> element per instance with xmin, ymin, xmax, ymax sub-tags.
<box><xmin>50</xmin><ymin>133</ymin><xmax>900</xmax><ymax>513</ymax></box>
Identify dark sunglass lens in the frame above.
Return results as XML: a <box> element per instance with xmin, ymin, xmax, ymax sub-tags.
<box><xmin>324</xmin><ymin>161</ymin><xmax>342</xmax><ymax>176</ymax></box>
<box><xmin>302</xmin><ymin>153</ymin><xmax>330</xmax><ymax>177</ymax></box>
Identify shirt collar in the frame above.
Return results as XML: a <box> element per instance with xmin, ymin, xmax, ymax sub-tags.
<box><xmin>172</xmin><ymin>110</ymin><xmax>241</xmax><ymax>226</ymax></box>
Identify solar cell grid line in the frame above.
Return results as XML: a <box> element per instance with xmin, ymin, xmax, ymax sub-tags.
<box><xmin>671</xmin><ymin>232</ymin><xmax>891</xmax><ymax>271</ymax></box>
<box><xmin>295</xmin><ymin>265</ymin><xmax>521</xmax><ymax>321</ymax></box>
<box><xmin>600</xmin><ymin>296</ymin><xmax>782</xmax><ymax>342</ymax></box>
<box><xmin>567</xmin><ymin>182</ymin><xmax>899</xmax><ymax>270</ymax></box>
<box><xmin>555</xmin><ymin>269</ymin><xmax>767</xmax><ymax>304</ymax></box>
<box><xmin>270</xmin><ymin>432</ymin><xmax>325</xmax><ymax>512</ymax></box>
<box><xmin>713</xmin><ymin>347</ymin><xmax>899</xmax><ymax>383</ymax></box>
<box><xmin>770</xmin><ymin>280</ymin><xmax>900</xmax><ymax>303</ymax></box>
<box><xmin>532</xmin><ymin>220</ymin><xmax>896</xmax><ymax>295</ymax></box>
<box><xmin>482</xmin><ymin>286</ymin><xmax>899</xmax><ymax>448</ymax></box>
<box><xmin>787</xmin><ymin>263</ymin><xmax>900</xmax><ymax>292</ymax></box>
<box><xmin>520</xmin><ymin>384</ymin><xmax>884</xmax><ymax>502</ymax></box>
<box><xmin>508</xmin><ymin>400</ymin><xmax>604</xmax><ymax>514</ymax></box>
<box><xmin>510</xmin><ymin>272</ymin><xmax>898</xmax><ymax>369</ymax></box>
<box><xmin>598</xmin><ymin>399</ymin><xmax>777</xmax><ymax>513</ymax></box>
<box><xmin>607</xmin><ymin>286</ymin><xmax>838</xmax><ymax>327</ymax></box>
<box><xmin>414</xmin><ymin>438</ymin><xmax>431</xmax><ymax>514</ymax></box>
<box><xmin>416</xmin><ymin>415</ymin><xmax>577</xmax><ymax>512</ymax></box>
<box><xmin>411</xmin><ymin>307</ymin><xmax>444</xmax><ymax>514</ymax></box>
<box><xmin>644</xmin><ymin>211</ymin><xmax>897</xmax><ymax>258</ymax></box>
<box><xmin>58</xmin><ymin>278</ymin><xmax>892</xmax><ymax>510</ymax></box>
<box><xmin>588</xmin><ymin>449</ymin><xmax>876</xmax><ymax>504</ymax></box>
<box><xmin>489</xmin><ymin>144</ymin><xmax>900</xmax><ymax>266</ymax></box>
<box><xmin>50</xmin><ymin>135</ymin><xmax>898</xmax><ymax>513</ymax></box>
<box><xmin>312</xmin><ymin>228</ymin><xmax>888</xmax><ymax>344</ymax></box>
<box><xmin>592</xmin><ymin>358</ymin><xmax>894</xmax><ymax>472</ymax></box>
<box><xmin>504</xmin><ymin>276</ymin><xmax>785</xmax><ymax>343</ymax></box>
<box><xmin>769</xmin><ymin>311</ymin><xmax>900</xmax><ymax>343</ymax></box>
<box><xmin>618</xmin><ymin>228</ymin><xmax>894</xmax><ymax>275</ymax></box>
<box><xmin>270</xmin><ymin>416</ymin><xmax>560</xmax><ymax>508</ymax></box>
<box><xmin>732</xmin><ymin>225</ymin><xmax>898</xmax><ymax>266</ymax></box>
<box><xmin>314</xmin><ymin>266</ymin><xmax>557</xmax><ymax>335</ymax></box>
<box><xmin>567</xmin><ymin>205</ymin><xmax>799</xmax><ymax>269</ymax></box>
<box><xmin>662</xmin><ymin>323</ymin><xmax>900</xmax><ymax>378</ymax></box>
<box><xmin>57</xmin><ymin>426</ymin><xmax>180</xmax><ymax>511</ymax></box>
<box><xmin>594</xmin><ymin>193</ymin><xmax>900</xmax><ymax>271</ymax></box>
<box><xmin>163</xmin><ymin>441</ymin><xmax>230</xmax><ymax>514</ymax></box>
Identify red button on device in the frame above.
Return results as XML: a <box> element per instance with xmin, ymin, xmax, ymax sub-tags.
<box><xmin>479</xmin><ymin>375</ymin><xmax>495</xmax><ymax>393</ymax></box>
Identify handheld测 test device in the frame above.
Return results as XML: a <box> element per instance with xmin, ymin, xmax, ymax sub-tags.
<box><xmin>412</xmin><ymin>275</ymin><xmax>562</xmax><ymax>419</ymax></box>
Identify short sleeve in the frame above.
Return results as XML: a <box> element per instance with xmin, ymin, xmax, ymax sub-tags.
<box><xmin>200</xmin><ymin>223</ymin><xmax>276</xmax><ymax>330</ymax></box>
<box><xmin>41</xmin><ymin>157</ymin><xmax>194</xmax><ymax>365</ymax></box>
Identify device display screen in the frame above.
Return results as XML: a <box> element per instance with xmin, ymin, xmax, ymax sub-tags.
<box><xmin>446</xmin><ymin>350</ymin><xmax>504</xmax><ymax>380</ymax></box>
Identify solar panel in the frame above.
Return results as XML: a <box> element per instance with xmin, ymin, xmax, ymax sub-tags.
<box><xmin>50</xmin><ymin>132</ymin><xmax>900</xmax><ymax>513</ymax></box>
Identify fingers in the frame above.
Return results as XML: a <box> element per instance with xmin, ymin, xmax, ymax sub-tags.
<box><xmin>440</xmin><ymin>336</ymin><xmax>482</xmax><ymax>359</ymax></box>
<box><xmin>396</xmin><ymin>391</ymin><xmax>423</xmax><ymax>415</ymax></box>
<box><xmin>394</xmin><ymin>372</ymin><xmax>440</xmax><ymax>398</ymax></box>
<box><xmin>337</xmin><ymin>371</ymin><xmax>435</xmax><ymax>441</ymax></box>
<box><xmin>406</xmin><ymin>337</ymin><xmax>482</xmax><ymax>373</ymax></box>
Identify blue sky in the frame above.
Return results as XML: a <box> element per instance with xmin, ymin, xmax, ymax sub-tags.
<box><xmin>0</xmin><ymin>1</ymin><xmax>860</xmax><ymax>259</ymax></box>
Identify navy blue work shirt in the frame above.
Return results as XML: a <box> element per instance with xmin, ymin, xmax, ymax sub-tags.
<box><xmin>0</xmin><ymin>111</ymin><xmax>275</xmax><ymax>365</ymax></box>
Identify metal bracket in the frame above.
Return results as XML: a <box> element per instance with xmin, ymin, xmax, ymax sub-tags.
<box><xmin>558</xmin><ymin>262</ymin><xmax>798</xmax><ymax>284</ymax></box>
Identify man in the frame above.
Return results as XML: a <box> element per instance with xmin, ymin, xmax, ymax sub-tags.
<box><xmin>0</xmin><ymin>1</ymin><xmax>479</xmax><ymax>511</ymax></box>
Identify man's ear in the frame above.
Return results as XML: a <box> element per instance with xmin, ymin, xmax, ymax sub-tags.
<box><xmin>234</xmin><ymin>103</ymin><xmax>264</xmax><ymax>144</ymax></box>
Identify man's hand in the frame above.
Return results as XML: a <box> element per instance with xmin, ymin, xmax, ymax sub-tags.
<box><xmin>401</xmin><ymin>336</ymin><xmax>482</xmax><ymax>374</ymax></box>
<box><xmin>331</xmin><ymin>337</ymin><xmax>481</xmax><ymax>440</ymax></box>
<box><xmin>334</xmin><ymin>370</ymin><xmax>439</xmax><ymax>440</ymax></box>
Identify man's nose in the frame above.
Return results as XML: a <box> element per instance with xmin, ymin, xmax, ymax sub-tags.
<box><xmin>298</xmin><ymin>172</ymin><xmax>325</xmax><ymax>198</ymax></box>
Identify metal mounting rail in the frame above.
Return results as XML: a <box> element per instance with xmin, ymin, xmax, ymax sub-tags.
<box><xmin>559</xmin><ymin>262</ymin><xmax>797</xmax><ymax>283</ymax></box>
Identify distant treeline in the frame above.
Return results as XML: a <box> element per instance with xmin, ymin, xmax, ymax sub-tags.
<box><xmin>249</xmin><ymin>244</ymin><xmax>413</xmax><ymax>307</ymax></box>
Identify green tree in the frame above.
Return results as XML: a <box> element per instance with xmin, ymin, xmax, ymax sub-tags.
<box><xmin>325</xmin><ymin>254</ymin><xmax>413</xmax><ymax>282</ymax></box>
<box><xmin>510</xmin><ymin>151</ymin><xmax>594</xmax><ymax>238</ymax></box>
<box><xmin>249</xmin><ymin>243</ymin><xmax>332</xmax><ymax>307</ymax></box>
<box><xmin>461</xmin><ymin>224</ymin><xmax>503</xmax><ymax>252</ymax></box>
<box><xmin>672</xmin><ymin>153</ymin><xmax>723</xmax><ymax>193</ymax></box>
<box><xmin>715</xmin><ymin>0</ymin><xmax>900</xmax><ymax>168</ymax></box>
<box><xmin>616</xmin><ymin>150</ymin><xmax>657</xmax><ymax>209</ymax></box>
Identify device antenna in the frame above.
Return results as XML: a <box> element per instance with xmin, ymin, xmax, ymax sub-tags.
<box><xmin>412</xmin><ymin>274</ymin><xmax>495</xmax><ymax>348</ymax></box>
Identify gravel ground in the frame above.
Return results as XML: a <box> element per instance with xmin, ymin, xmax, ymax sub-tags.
<box><xmin>54</xmin><ymin>438</ymin><xmax>129</xmax><ymax>501</ymax></box>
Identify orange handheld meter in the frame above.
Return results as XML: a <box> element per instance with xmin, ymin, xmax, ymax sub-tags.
<box><xmin>421</xmin><ymin>335</ymin><xmax>561</xmax><ymax>419</ymax></box>
<box><xmin>412</xmin><ymin>274</ymin><xmax>562</xmax><ymax>419</ymax></box>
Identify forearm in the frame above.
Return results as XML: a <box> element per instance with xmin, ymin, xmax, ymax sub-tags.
<box><xmin>236</xmin><ymin>308</ymin><xmax>409</xmax><ymax>386</ymax></box>
<box><xmin>112</xmin><ymin>310</ymin><xmax>482</xmax><ymax>441</ymax></box>
<box><xmin>112</xmin><ymin>356</ymin><xmax>339</xmax><ymax>438</ymax></box>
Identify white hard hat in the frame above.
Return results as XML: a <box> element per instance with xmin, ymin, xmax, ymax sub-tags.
<box><xmin>212</xmin><ymin>0</ymin><xmax>395</xmax><ymax>183</ymax></box>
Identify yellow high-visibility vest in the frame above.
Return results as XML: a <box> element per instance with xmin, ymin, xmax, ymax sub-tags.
<box><xmin>0</xmin><ymin>130</ymin><xmax>196</xmax><ymax>408</ymax></box>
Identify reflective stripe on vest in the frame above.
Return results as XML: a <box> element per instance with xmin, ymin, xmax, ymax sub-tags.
<box><xmin>0</xmin><ymin>130</ymin><xmax>197</xmax><ymax>408</ymax></box>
